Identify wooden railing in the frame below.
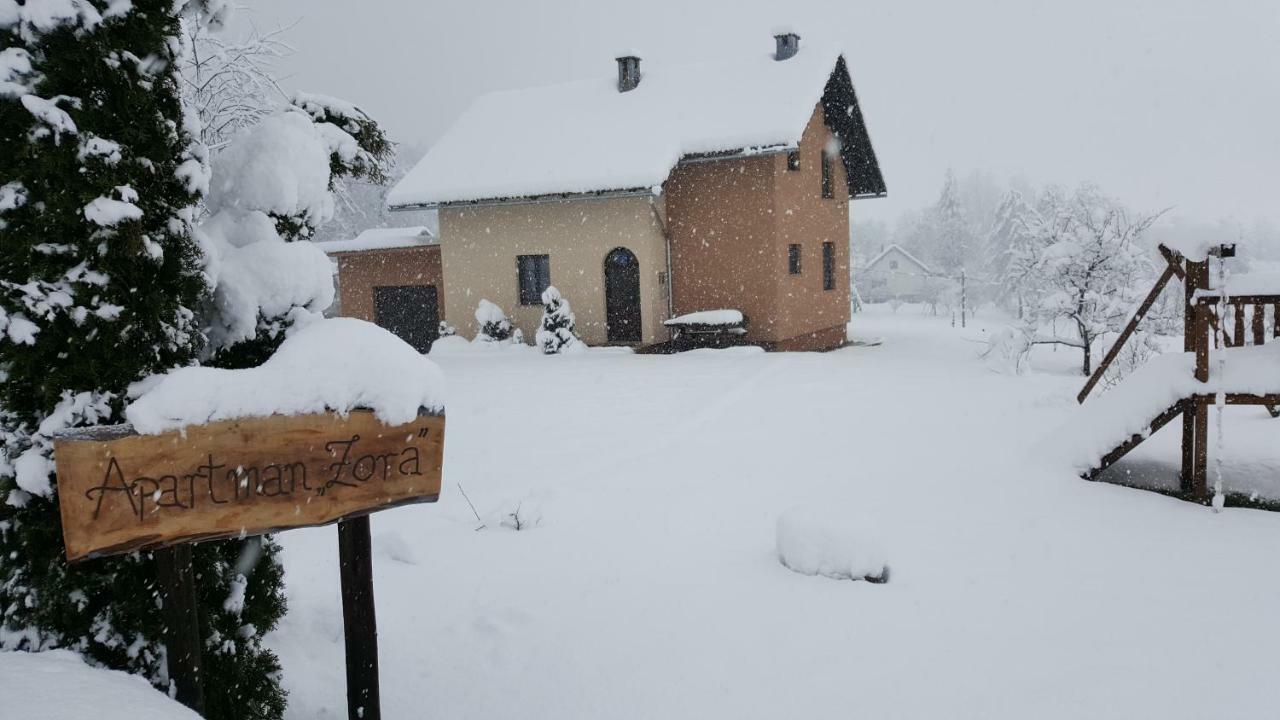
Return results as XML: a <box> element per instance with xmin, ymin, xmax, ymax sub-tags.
<box><xmin>1078</xmin><ymin>243</ymin><xmax>1280</xmax><ymax>405</ymax></box>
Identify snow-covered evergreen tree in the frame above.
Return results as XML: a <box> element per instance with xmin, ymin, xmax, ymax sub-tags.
<box><xmin>535</xmin><ymin>286</ymin><xmax>583</xmax><ymax>354</ymax></box>
<box><xmin>989</xmin><ymin>189</ymin><xmax>1043</xmax><ymax>318</ymax></box>
<box><xmin>933</xmin><ymin>169</ymin><xmax>972</xmax><ymax>274</ymax></box>
<box><xmin>205</xmin><ymin>94</ymin><xmax>392</xmax><ymax>369</ymax></box>
<box><xmin>474</xmin><ymin>299</ymin><xmax>514</xmax><ymax>343</ymax></box>
<box><xmin>0</xmin><ymin>2</ymin><xmax>286</xmax><ymax>719</ymax></box>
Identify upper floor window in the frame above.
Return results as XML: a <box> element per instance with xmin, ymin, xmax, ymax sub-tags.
<box><xmin>823</xmin><ymin>242</ymin><xmax>836</xmax><ymax>290</ymax></box>
<box><xmin>787</xmin><ymin>150</ymin><xmax>801</xmax><ymax>171</ymax></box>
<box><xmin>821</xmin><ymin>151</ymin><xmax>833</xmax><ymax>199</ymax></box>
<box><xmin>517</xmin><ymin>254</ymin><xmax>550</xmax><ymax>305</ymax></box>
<box><xmin>889</xmin><ymin>259</ymin><xmax>899</xmax><ymax>270</ymax></box>
<box><xmin>788</xmin><ymin>244</ymin><xmax>802</xmax><ymax>274</ymax></box>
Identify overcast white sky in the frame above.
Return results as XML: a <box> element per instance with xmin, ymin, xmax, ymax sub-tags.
<box><xmin>230</xmin><ymin>0</ymin><xmax>1279</xmax><ymax>226</ymax></box>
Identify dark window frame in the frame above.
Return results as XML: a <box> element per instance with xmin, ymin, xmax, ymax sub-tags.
<box><xmin>822</xmin><ymin>242</ymin><xmax>836</xmax><ymax>290</ymax></box>
<box><xmin>517</xmin><ymin>254</ymin><xmax>551</xmax><ymax>305</ymax></box>
<box><xmin>788</xmin><ymin>244</ymin><xmax>802</xmax><ymax>275</ymax></box>
<box><xmin>787</xmin><ymin>150</ymin><xmax>801</xmax><ymax>171</ymax></box>
<box><xmin>821</xmin><ymin>151</ymin><xmax>833</xmax><ymax>199</ymax></box>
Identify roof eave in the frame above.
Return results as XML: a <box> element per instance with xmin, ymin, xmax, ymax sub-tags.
<box><xmin>390</xmin><ymin>186</ymin><xmax>657</xmax><ymax>212</ymax></box>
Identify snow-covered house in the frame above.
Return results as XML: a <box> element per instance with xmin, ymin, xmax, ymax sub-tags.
<box><xmin>320</xmin><ymin>225</ymin><xmax>443</xmax><ymax>351</ymax></box>
<box><xmin>857</xmin><ymin>244</ymin><xmax>937</xmax><ymax>303</ymax></box>
<box><xmin>365</xmin><ymin>33</ymin><xmax>885</xmax><ymax>350</ymax></box>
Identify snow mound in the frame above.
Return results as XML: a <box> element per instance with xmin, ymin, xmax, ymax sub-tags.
<box><xmin>126</xmin><ymin>318</ymin><xmax>445</xmax><ymax>434</ymax></box>
<box><xmin>776</xmin><ymin>505</ymin><xmax>889</xmax><ymax>583</ymax></box>
<box><xmin>0</xmin><ymin>650</ymin><xmax>201</xmax><ymax>720</ymax></box>
<box><xmin>664</xmin><ymin>309</ymin><xmax>744</xmax><ymax>327</ymax></box>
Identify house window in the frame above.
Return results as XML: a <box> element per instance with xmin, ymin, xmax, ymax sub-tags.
<box><xmin>787</xmin><ymin>150</ymin><xmax>800</xmax><ymax>171</ymax></box>
<box><xmin>821</xmin><ymin>152</ymin><xmax>833</xmax><ymax>199</ymax></box>
<box><xmin>788</xmin><ymin>244</ymin><xmax>802</xmax><ymax>274</ymax></box>
<box><xmin>517</xmin><ymin>254</ymin><xmax>550</xmax><ymax>305</ymax></box>
<box><xmin>889</xmin><ymin>259</ymin><xmax>899</xmax><ymax>270</ymax></box>
<box><xmin>822</xmin><ymin>242</ymin><xmax>835</xmax><ymax>290</ymax></box>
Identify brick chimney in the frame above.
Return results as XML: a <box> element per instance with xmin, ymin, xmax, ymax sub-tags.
<box><xmin>616</xmin><ymin>55</ymin><xmax>641</xmax><ymax>92</ymax></box>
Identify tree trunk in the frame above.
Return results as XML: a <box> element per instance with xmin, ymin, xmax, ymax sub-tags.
<box><xmin>1075</xmin><ymin>316</ymin><xmax>1092</xmax><ymax>376</ymax></box>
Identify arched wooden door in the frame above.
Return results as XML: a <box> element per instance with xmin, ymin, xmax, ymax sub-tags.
<box><xmin>604</xmin><ymin>247</ymin><xmax>641</xmax><ymax>343</ymax></box>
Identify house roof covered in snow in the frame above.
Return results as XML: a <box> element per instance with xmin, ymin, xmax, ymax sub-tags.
<box><xmin>864</xmin><ymin>244</ymin><xmax>932</xmax><ymax>274</ymax></box>
<box><xmin>318</xmin><ymin>225</ymin><xmax>437</xmax><ymax>254</ymax></box>
<box><xmin>387</xmin><ymin>44</ymin><xmax>885</xmax><ymax>208</ymax></box>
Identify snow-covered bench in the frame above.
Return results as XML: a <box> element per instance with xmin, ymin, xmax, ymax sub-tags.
<box><xmin>663</xmin><ymin>309</ymin><xmax>748</xmax><ymax>349</ymax></box>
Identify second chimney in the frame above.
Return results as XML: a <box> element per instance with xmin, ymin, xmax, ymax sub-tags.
<box><xmin>616</xmin><ymin>55</ymin><xmax>641</xmax><ymax>92</ymax></box>
<box><xmin>774</xmin><ymin>33</ymin><xmax>800</xmax><ymax>61</ymax></box>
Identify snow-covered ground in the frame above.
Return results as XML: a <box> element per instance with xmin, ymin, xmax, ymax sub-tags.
<box><xmin>268</xmin><ymin>304</ymin><xmax>1280</xmax><ymax>719</ymax></box>
<box><xmin>0</xmin><ymin>650</ymin><xmax>200</xmax><ymax>720</ymax></box>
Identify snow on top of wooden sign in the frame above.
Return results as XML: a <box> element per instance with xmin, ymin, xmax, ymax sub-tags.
<box><xmin>387</xmin><ymin>44</ymin><xmax>844</xmax><ymax>207</ymax></box>
<box><xmin>126</xmin><ymin>317</ymin><xmax>445</xmax><ymax>434</ymax></box>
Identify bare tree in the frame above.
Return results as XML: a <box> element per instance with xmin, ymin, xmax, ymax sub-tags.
<box><xmin>1028</xmin><ymin>185</ymin><xmax>1161</xmax><ymax>375</ymax></box>
<box><xmin>180</xmin><ymin>18</ymin><xmax>295</xmax><ymax>151</ymax></box>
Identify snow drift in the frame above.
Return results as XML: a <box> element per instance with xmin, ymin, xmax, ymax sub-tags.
<box><xmin>0</xmin><ymin>650</ymin><xmax>201</xmax><ymax>720</ymax></box>
<box><xmin>776</xmin><ymin>505</ymin><xmax>889</xmax><ymax>583</ymax></box>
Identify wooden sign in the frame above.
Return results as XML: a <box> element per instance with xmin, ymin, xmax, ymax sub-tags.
<box><xmin>52</xmin><ymin>409</ymin><xmax>443</xmax><ymax>562</ymax></box>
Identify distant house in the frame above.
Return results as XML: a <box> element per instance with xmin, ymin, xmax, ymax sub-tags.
<box><xmin>857</xmin><ymin>244</ymin><xmax>936</xmax><ymax>303</ymax></box>
<box><xmin>338</xmin><ymin>33</ymin><xmax>886</xmax><ymax>351</ymax></box>
<box><xmin>320</xmin><ymin>226</ymin><xmax>443</xmax><ymax>352</ymax></box>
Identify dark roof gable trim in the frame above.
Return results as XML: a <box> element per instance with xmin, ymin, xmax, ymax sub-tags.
<box><xmin>823</xmin><ymin>56</ymin><xmax>887</xmax><ymax>199</ymax></box>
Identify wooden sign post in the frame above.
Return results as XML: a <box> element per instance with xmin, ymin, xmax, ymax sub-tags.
<box><xmin>53</xmin><ymin>408</ymin><xmax>444</xmax><ymax>720</ymax></box>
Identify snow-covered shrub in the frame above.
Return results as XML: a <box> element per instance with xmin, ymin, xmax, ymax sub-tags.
<box><xmin>290</xmin><ymin>92</ymin><xmax>392</xmax><ymax>186</ymax></box>
<box><xmin>207</xmin><ymin>110</ymin><xmax>334</xmax><ymax>238</ymax></box>
<box><xmin>982</xmin><ymin>325</ymin><xmax>1033</xmax><ymax>375</ymax></box>
<box><xmin>200</xmin><ymin>97</ymin><xmax>392</xmax><ymax>370</ymax></box>
<box><xmin>439</xmin><ymin>320</ymin><xmax>456</xmax><ymax>337</ymax></box>
<box><xmin>474</xmin><ymin>299</ymin><xmax>513</xmax><ymax>343</ymax></box>
<box><xmin>1100</xmin><ymin>329</ymin><xmax>1162</xmax><ymax>391</ymax></box>
<box><xmin>536</xmin><ymin>286</ymin><xmax>584</xmax><ymax>354</ymax></box>
<box><xmin>429</xmin><ymin>335</ymin><xmax>471</xmax><ymax>354</ymax></box>
<box><xmin>776</xmin><ymin>506</ymin><xmax>889</xmax><ymax>583</ymax></box>
<box><xmin>497</xmin><ymin>499</ymin><xmax>542</xmax><ymax>531</ymax></box>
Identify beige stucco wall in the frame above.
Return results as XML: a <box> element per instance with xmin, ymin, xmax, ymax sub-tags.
<box><xmin>438</xmin><ymin>196</ymin><xmax>671</xmax><ymax>346</ymax></box>
<box><xmin>860</xmin><ymin>248</ymin><xmax>945</xmax><ymax>302</ymax></box>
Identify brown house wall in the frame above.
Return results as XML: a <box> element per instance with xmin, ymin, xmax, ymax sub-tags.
<box><xmin>664</xmin><ymin>103</ymin><xmax>850</xmax><ymax>350</ymax></box>
<box><xmin>770</xmin><ymin>103</ymin><xmax>851</xmax><ymax>344</ymax></box>
<box><xmin>333</xmin><ymin>245</ymin><xmax>444</xmax><ymax>322</ymax></box>
<box><xmin>663</xmin><ymin>154</ymin><xmax>780</xmax><ymax>340</ymax></box>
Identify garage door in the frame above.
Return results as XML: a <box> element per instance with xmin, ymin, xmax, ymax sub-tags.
<box><xmin>373</xmin><ymin>285</ymin><xmax>439</xmax><ymax>353</ymax></box>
